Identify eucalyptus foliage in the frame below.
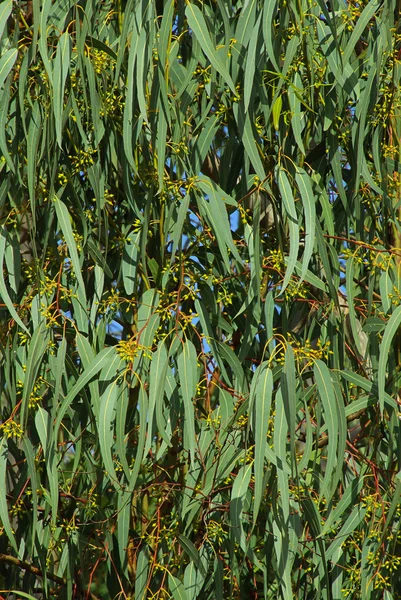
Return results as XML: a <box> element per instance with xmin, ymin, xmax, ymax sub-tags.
<box><xmin>1</xmin><ymin>0</ymin><xmax>401</xmax><ymax>598</ymax></box>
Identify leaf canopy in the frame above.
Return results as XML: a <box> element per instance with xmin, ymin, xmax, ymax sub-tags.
<box><xmin>1</xmin><ymin>0</ymin><xmax>401</xmax><ymax>598</ymax></box>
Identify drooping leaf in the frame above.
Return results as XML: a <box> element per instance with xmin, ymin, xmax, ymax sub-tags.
<box><xmin>185</xmin><ymin>3</ymin><xmax>237</xmax><ymax>96</ymax></box>
<box><xmin>252</xmin><ymin>362</ymin><xmax>273</xmax><ymax>524</ymax></box>
<box><xmin>177</xmin><ymin>339</ymin><xmax>198</xmax><ymax>465</ymax></box>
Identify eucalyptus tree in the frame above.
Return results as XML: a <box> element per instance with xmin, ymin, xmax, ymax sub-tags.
<box><xmin>1</xmin><ymin>0</ymin><xmax>401</xmax><ymax>598</ymax></box>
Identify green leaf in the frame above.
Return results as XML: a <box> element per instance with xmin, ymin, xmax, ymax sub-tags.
<box><xmin>341</xmin><ymin>370</ymin><xmax>397</xmax><ymax>411</ymax></box>
<box><xmin>122</xmin><ymin>231</ymin><xmax>140</xmax><ymax>295</ymax></box>
<box><xmin>169</xmin><ymin>573</ymin><xmax>188</xmax><ymax>600</ymax></box>
<box><xmin>326</xmin><ymin>504</ymin><xmax>367</xmax><ymax>561</ymax></box>
<box><xmin>322</xmin><ymin>477</ymin><xmax>364</xmax><ymax>535</ymax></box>
<box><xmin>145</xmin><ymin>342</ymin><xmax>170</xmax><ymax>456</ymax></box>
<box><xmin>0</xmin><ymin>437</ymin><xmax>18</xmax><ymax>552</ymax></box>
<box><xmin>22</xmin><ymin>438</ymin><xmax>38</xmax><ymax>555</ymax></box>
<box><xmin>0</xmin><ymin>227</ymin><xmax>29</xmax><ymax>333</ymax></box>
<box><xmin>84</xmin><ymin>55</ymin><xmax>105</xmax><ymax>146</ymax></box>
<box><xmin>185</xmin><ymin>3</ymin><xmax>237</xmax><ymax>96</ymax></box>
<box><xmin>21</xmin><ymin>321</ymin><xmax>48</xmax><ymax>426</ymax></box>
<box><xmin>314</xmin><ymin>360</ymin><xmax>338</xmax><ymax>501</ymax></box>
<box><xmin>177</xmin><ymin>339</ymin><xmax>197</xmax><ymax>465</ymax></box>
<box><xmin>4</xmin><ymin>228</ymin><xmax>20</xmax><ymax>294</ymax></box>
<box><xmin>295</xmin><ymin>168</ymin><xmax>316</xmax><ymax>283</ymax></box>
<box><xmin>230</xmin><ymin>463</ymin><xmax>252</xmax><ymax>552</ymax></box>
<box><xmin>380</xmin><ymin>269</ymin><xmax>393</xmax><ymax>314</ymax></box>
<box><xmin>235</xmin><ymin>0</ymin><xmax>257</xmax><ymax>48</ymax></box>
<box><xmin>215</xmin><ymin>340</ymin><xmax>248</xmax><ymax>393</ymax></box>
<box><xmin>178</xmin><ymin>534</ymin><xmax>206</xmax><ymax>577</ymax></box>
<box><xmin>243</xmin><ymin>16</ymin><xmax>261</xmax><ymax>113</ymax></box>
<box><xmin>128</xmin><ymin>384</ymin><xmax>149</xmax><ymax>492</ymax></box>
<box><xmin>171</xmin><ymin>194</ymin><xmax>190</xmax><ymax>262</ymax></box>
<box><xmin>233</xmin><ymin>103</ymin><xmax>266</xmax><ymax>182</ymax></box>
<box><xmin>135</xmin><ymin>546</ymin><xmax>149</xmax><ymax>600</ymax></box>
<box><xmin>53</xmin><ymin>32</ymin><xmax>71</xmax><ymax>147</ymax></box>
<box><xmin>184</xmin><ymin>561</ymin><xmax>204</xmax><ymax>600</ymax></box>
<box><xmin>378</xmin><ymin>305</ymin><xmax>401</xmax><ymax>414</ymax></box>
<box><xmin>197</xmin><ymin>176</ymin><xmax>241</xmax><ymax>270</ymax></box>
<box><xmin>27</xmin><ymin>102</ymin><xmax>42</xmax><ymax>225</ymax></box>
<box><xmin>277</xmin><ymin>167</ymin><xmax>298</xmax><ymax>295</ymax></box>
<box><xmin>288</xmin><ymin>73</ymin><xmax>306</xmax><ymax>154</ymax></box>
<box><xmin>281</xmin><ymin>345</ymin><xmax>296</xmax><ymax>467</ymax></box>
<box><xmin>35</xmin><ymin>407</ymin><xmax>59</xmax><ymax>524</ymax></box>
<box><xmin>252</xmin><ymin>363</ymin><xmax>273</xmax><ymax>524</ymax></box>
<box><xmin>115</xmin><ymin>381</ymin><xmax>131</xmax><ymax>481</ymax></box>
<box><xmin>262</xmin><ymin>0</ymin><xmax>280</xmax><ymax>71</ymax></box>
<box><xmin>54</xmin><ymin>196</ymin><xmax>87</xmax><ymax>303</ymax></box>
<box><xmin>117</xmin><ymin>487</ymin><xmax>130</xmax><ymax>573</ymax></box>
<box><xmin>0</xmin><ymin>593</ymin><xmax>38</xmax><ymax>600</ymax></box>
<box><xmin>38</xmin><ymin>0</ymin><xmax>53</xmax><ymax>85</ymax></box>
<box><xmin>272</xmin><ymin>95</ymin><xmax>282</xmax><ymax>131</ymax></box>
<box><xmin>0</xmin><ymin>0</ymin><xmax>13</xmax><ymax>41</ymax></box>
<box><xmin>136</xmin><ymin>27</ymin><xmax>150</xmax><ymax>125</ymax></box>
<box><xmin>87</xmin><ymin>237</ymin><xmax>113</xmax><ymax>280</ymax></box>
<box><xmin>342</xmin><ymin>0</ymin><xmax>380</xmax><ymax>65</ymax></box>
<box><xmin>0</xmin><ymin>48</ymin><xmax>17</xmax><ymax>91</ymax></box>
<box><xmin>136</xmin><ymin>288</ymin><xmax>160</xmax><ymax>349</ymax></box>
<box><xmin>273</xmin><ymin>389</ymin><xmax>290</xmax><ymax>522</ymax></box>
<box><xmin>54</xmin><ymin>347</ymin><xmax>118</xmax><ymax>436</ymax></box>
<box><xmin>191</xmin><ymin>114</ymin><xmax>220</xmax><ymax>175</ymax></box>
<box><xmin>98</xmin><ymin>376</ymin><xmax>121</xmax><ymax>487</ymax></box>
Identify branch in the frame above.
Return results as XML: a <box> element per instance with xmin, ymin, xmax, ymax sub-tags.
<box><xmin>0</xmin><ymin>553</ymin><xmax>66</xmax><ymax>586</ymax></box>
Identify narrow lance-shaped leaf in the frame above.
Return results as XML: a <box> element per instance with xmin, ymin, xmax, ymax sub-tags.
<box><xmin>54</xmin><ymin>197</ymin><xmax>86</xmax><ymax>301</ymax></box>
<box><xmin>281</xmin><ymin>345</ymin><xmax>296</xmax><ymax>468</ymax></box>
<box><xmin>191</xmin><ymin>114</ymin><xmax>219</xmax><ymax>175</ymax></box>
<box><xmin>230</xmin><ymin>463</ymin><xmax>252</xmax><ymax>552</ymax></box>
<box><xmin>54</xmin><ymin>347</ymin><xmax>118</xmax><ymax>435</ymax></box>
<box><xmin>122</xmin><ymin>5</ymin><xmax>144</xmax><ymax>169</ymax></box>
<box><xmin>169</xmin><ymin>573</ymin><xmax>188</xmax><ymax>600</ymax></box>
<box><xmin>115</xmin><ymin>381</ymin><xmax>131</xmax><ymax>481</ymax></box>
<box><xmin>0</xmin><ymin>0</ymin><xmax>13</xmax><ymax>41</ymax></box>
<box><xmin>233</xmin><ymin>103</ymin><xmax>266</xmax><ymax>182</ymax></box>
<box><xmin>0</xmin><ymin>48</ymin><xmax>17</xmax><ymax>91</ymax></box>
<box><xmin>295</xmin><ymin>168</ymin><xmax>316</xmax><ymax>283</ymax></box>
<box><xmin>170</xmin><ymin>193</ymin><xmax>190</xmax><ymax>262</ymax></box>
<box><xmin>145</xmin><ymin>342</ymin><xmax>170</xmax><ymax>457</ymax></box>
<box><xmin>197</xmin><ymin>177</ymin><xmax>242</xmax><ymax>270</ymax></box>
<box><xmin>0</xmin><ymin>437</ymin><xmax>18</xmax><ymax>552</ymax></box>
<box><xmin>127</xmin><ymin>384</ymin><xmax>149</xmax><ymax>494</ymax></box>
<box><xmin>21</xmin><ymin>438</ymin><xmax>38</xmax><ymax>555</ymax></box>
<box><xmin>252</xmin><ymin>363</ymin><xmax>273</xmax><ymax>524</ymax></box>
<box><xmin>378</xmin><ymin>305</ymin><xmax>401</xmax><ymax>414</ymax></box>
<box><xmin>117</xmin><ymin>488</ymin><xmax>130</xmax><ymax>574</ymax></box>
<box><xmin>342</xmin><ymin>0</ymin><xmax>381</xmax><ymax>65</ymax></box>
<box><xmin>21</xmin><ymin>321</ymin><xmax>48</xmax><ymax>426</ymax></box>
<box><xmin>27</xmin><ymin>102</ymin><xmax>42</xmax><ymax>226</ymax></box>
<box><xmin>0</xmin><ymin>228</ymin><xmax>29</xmax><ymax>333</ymax></box>
<box><xmin>4</xmin><ymin>229</ymin><xmax>20</xmax><ymax>294</ymax></box>
<box><xmin>135</xmin><ymin>27</ymin><xmax>149</xmax><ymax>125</ymax></box>
<box><xmin>177</xmin><ymin>339</ymin><xmax>198</xmax><ymax>466</ymax></box>
<box><xmin>53</xmin><ymin>32</ymin><xmax>71</xmax><ymax>148</ymax></box>
<box><xmin>273</xmin><ymin>389</ymin><xmax>290</xmax><ymax>522</ymax></box>
<box><xmin>134</xmin><ymin>546</ymin><xmax>149</xmax><ymax>600</ymax></box>
<box><xmin>314</xmin><ymin>360</ymin><xmax>338</xmax><ymax>501</ymax></box>
<box><xmin>277</xmin><ymin>167</ymin><xmax>299</xmax><ymax>295</ymax></box>
<box><xmin>35</xmin><ymin>407</ymin><xmax>59</xmax><ymax>524</ymax></box>
<box><xmin>243</xmin><ymin>15</ymin><xmax>261</xmax><ymax>113</ymax></box>
<box><xmin>98</xmin><ymin>353</ymin><xmax>124</xmax><ymax>488</ymax></box>
<box><xmin>185</xmin><ymin>3</ymin><xmax>237</xmax><ymax>96</ymax></box>
<box><xmin>235</xmin><ymin>0</ymin><xmax>257</xmax><ymax>48</ymax></box>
